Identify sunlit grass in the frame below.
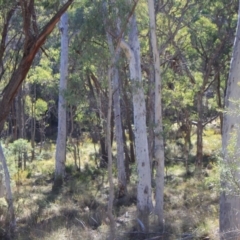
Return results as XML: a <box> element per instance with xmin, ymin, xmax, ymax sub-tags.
<box><xmin>191</xmin><ymin>129</ymin><xmax>221</xmax><ymax>156</ymax></box>
<box><xmin>0</xmin><ymin>129</ymin><xmax>221</xmax><ymax>240</ymax></box>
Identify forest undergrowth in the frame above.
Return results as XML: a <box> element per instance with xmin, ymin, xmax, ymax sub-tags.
<box><xmin>0</xmin><ymin>128</ymin><xmax>221</xmax><ymax>240</ymax></box>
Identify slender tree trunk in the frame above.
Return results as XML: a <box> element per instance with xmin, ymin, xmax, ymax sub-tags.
<box><xmin>183</xmin><ymin>111</ymin><xmax>191</xmax><ymax>174</ymax></box>
<box><xmin>112</xmin><ymin>66</ymin><xmax>127</xmax><ymax>197</ymax></box>
<box><xmin>0</xmin><ymin>144</ymin><xmax>16</xmax><ymax>237</ymax></box>
<box><xmin>122</xmin><ymin>81</ymin><xmax>135</xmax><ymax>163</ymax></box>
<box><xmin>69</xmin><ymin>106</ymin><xmax>79</xmax><ymax>170</ymax></box>
<box><xmin>145</xmin><ymin>63</ymin><xmax>155</xmax><ymax>174</ymax></box>
<box><xmin>123</xmin><ymin>128</ymin><xmax>131</xmax><ymax>181</ymax></box>
<box><xmin>15</xmin><ymin>86</ymin><xmax>24</xmax><ymax>139</ymax></box>
<box><xmin>107</xmin><ymin>67</ymin><xmax>115</xmax><ymax>240</ymax></box>
<box><xmin>39</xmin><ymin>117</ymin><xmax>46</xmax><ymax>154</ymax></box>
<box><xmin>54</xmin><ymin>11</ymin><xmax>68</xmax><ymax>186</ymax></box>
<box><xmin>121</xmin><ymin>13</ymin><xmax>153</xmax><ymax>231</ymax></box>
<box><xmin>76</xmin><ymin>137</ymin><xmax>81</xmax><ymax>170</ymax></box>
<box><xmin>105</xmin><ymin>22</ymin><xmax>127</xmax><ymax>197</ymax></box>
<box><xmin>0</xmin><ymin>162</ymin><xmax>4</xmax><ymax>198</ymax></box>
<box><xmin>220</xmin><ymin>2</ymin><xmax>240</xmax><ymax>239</ymax></box>
<box><xmin>87</xmin><ymin>74</ymin><xmax>108</xmax><ymax>167</ymax></box>
<box><xmin>15</xmin><ymin>94</ymin><xmax>20</xmax><ymax>139</ymax></box>
<box><xmin>216</xmin><ymin>72</ymin><xmax>223</xmax><ymax>133</ymax></box>
<box><xmin>31</xmin><ymin>84</ymin><xmax>36</xmax><ymax>161</ymax></box>
<box><xmin>13</xmin><ymin>104</ymin><xmax>17</xmax><ymax>141</ymax></box>
<box><xmin>196</xmin><ymin>91</ymin><xmax>203</xmax><ymax>170</ymax></box>
<box><xmin>148</xmin><ymin>0</ymin><xmax>165</xmax><ymax>226</ymax></box>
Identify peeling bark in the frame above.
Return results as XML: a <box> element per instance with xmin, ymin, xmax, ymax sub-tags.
<box><xmin>120</xmin><ymin>14</ymin><xmax>153</xmax><ymax>230</ymax></box>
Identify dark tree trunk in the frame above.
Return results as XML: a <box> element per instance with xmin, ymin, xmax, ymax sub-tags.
<box><xmin>123</xmin><ymin>127</ymin><xmax>131</xmax><ymax>181</ymax></box>
<box><xmin>216</xmin><ymin>72</ymin><xmax>223</xmax><ymax>134</ymax></box>
<box><xmin>196</xmin><ymin>92</ymin><xmax>203</xmax><ymax>170</ymax></box>
<box><xmin>31</xmin><ymin>84</ymin><xmax>36</xmax><ymax>161</ymax></box>
<box><xmin>122</xmin><ymin>77</ymin><xmax>135</xmax><ymax>163</ymax></box>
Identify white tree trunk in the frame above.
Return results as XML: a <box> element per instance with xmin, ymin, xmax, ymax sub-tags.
<box><xmin>0</xmin><ymin>144</ymin><xmax>16</xmax><ymax>235</ymax></box>
<box><xmin>121</xmin><ymin>14</ymin><xmax>152</xmax><ymax>230</ymax></box>
<box><xmin>0</xmin><ymin>157</ymin><xmax>5</xmax><ymax>198</ymax></box>
<box><xmin>0</xmin><ymin>178</ymin><xmax>4</xmax><ymax>199</ymax></box>
<box><xmin>55</xmin><ymin>11</ymin><xmax>68</xmax><ymax>185</ymax></box>
<box><xmin>220</xmin><ymin>2</ymin><xmax>240</xmax><ymax>239</ymax></box>
<box><xmin>148</xmin><ymin>0</ymin><xmax>165</xmax><ymax>226</ymax></box>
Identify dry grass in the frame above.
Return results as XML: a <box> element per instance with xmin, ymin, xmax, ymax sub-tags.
<box><xmin>0</xmin><ymin>131</ymin><xmax>221</xmax><ymax>240</ymax></box>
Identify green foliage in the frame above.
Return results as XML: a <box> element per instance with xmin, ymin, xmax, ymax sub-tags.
<box><xmin>25</xmin><ymin>97</ymin><xmax>48</xmax><ymax>120</ymax></box>
<box><xmin>0</xmin><ymin>0</ymin><xmax>238</xmax><ymax>238</ymax></box>
<box><xmin>35</xmin><ymin>99</ymin><xmax>48</xmax><ymax>120</ymax></box>
<box><xmin>221</xmin><ymin>130</ymin><xmax>240</xmax><ymax>195</ymax></box>
<box><xmin>204</xmin><ymin>163</ymin><xmax>220</xmax><ymax>192</ymax></box>
<box><xmin>9</xmin><ymin>139</ymin><xmax>31</xmax><ymax>157</ymax></box>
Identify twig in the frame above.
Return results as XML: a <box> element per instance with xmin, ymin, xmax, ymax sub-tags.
<box><xmin>75</xmin><ymin>217</ymin><xmax>87</xmax><ymax>229</ymax></box>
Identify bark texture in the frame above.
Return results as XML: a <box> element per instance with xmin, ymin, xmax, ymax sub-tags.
<box><xmin>55</xmin><ymin>11</ymin><xmax>69</xmax><ymax>184</ymax></box>
<box><xmin>107</xmin><ymin>67</ymin><xmax>116</xmax><ymax>240</ymax></box>
<box><xmin>220</xmin><ymin>2</ymin><xmax>240</xmax><ymax>239</ymax></box>
<box><xmin>0</xmin><ymin>162</ymin><xmax>4</xmax><ymax>198</ymax></box>
<box><xmin>121</xmin><ymin>14</ymin><xmax>152</xmax><ymax>230</ymax></box>
<box><xmin>148</xmin><ymin>0</ymin><xmax>165</xmax><ymax>226</ymax></box>
<box><xmin>196</xmin><ymin>91</ymin><xmax>203</xmax><ymax>170</ymax></box>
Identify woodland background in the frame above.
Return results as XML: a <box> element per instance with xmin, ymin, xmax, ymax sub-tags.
<box><xmin>0</xmin><ymin>0</ymin><xmax>238</xmax><ymax>239</ymax></box>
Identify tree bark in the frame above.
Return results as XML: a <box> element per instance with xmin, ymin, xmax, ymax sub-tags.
<box><xmin>148</xmin><ymin>0</ymin><xmax>165</xmax><ymax>227</ymax></box>
<box><xmin>87</xmin><ymin>73</ymin><xmax>108</xmax><ymax>167</ymax></box>
<box><xmin>146</xmin><ymin>68</ymin><xmax>155</xmax><ymax>175</ymax></box>
<box><xmin>69</xmin><ymin>106</ymin><xmax>79</xmax><ymax>170</ymax></box>
<box><xmin>121</xmin><ymin>14</ymin><xmax>153</xmax><ymax>231</ymax></box>
<box><xmin>31</xmin><ymin>84</ymin><xmax>36</xmax><ymax>161</ymax></box>
<box><xmin>106</xmin><ymin>66</ymin><xmax>116</xmax><ymax>240</ymax></box>
<box><xmin>15</xmin><ymin>86</ymin><xmax>24</xmax><ymax>139</ymax></box>
<box><xmin>196</xmin><ymin>91</ymin><xmax>203</xmax><ymax>170</ymax></box>
<box><xmin>216</xmin><ymin>72</ymin><xmax>223</xmax><ymax>133</ymax></box>
<box><xmin>122</xmin><ymin>77</ymin><xmax>135</xmax><ymax>163</ymax></box>
<box><xmin>220</xmin><ymin>1</ymin><xmax>240</xmax><ymax>239</ymax></box>
<box><xmin>54</xmin><ymin>11</ymin><xmax>69</xmax><ymax>186</ymax></box>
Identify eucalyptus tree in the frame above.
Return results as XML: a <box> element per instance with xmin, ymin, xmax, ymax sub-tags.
<box><xmin>186</xmin><ymin>0</ymin><xmax>236</xmax><ymax>169</ymax></box>
<box><xmin>157</xmin><ymin>0</ymin><xmax>235</xmax><ymax>170</ymax></box>
<box><xmin>72</xmin><ymin>2</ymin><xmax>112</xmax><ymax>167</ymax></box>
<box><xmin>148</xmin><ymin>0</ymin><xmax>165</xmax><ymax>227</ymax></box>
<box><xmin>54</xmin><ymin>7</ymin><xmax>69</xmax><ymax>186</ymax></box>
<box><xmin>103</xmin><ymin>0</ymin><xmax>127</xmax><ymax>197</ymax></box>
<box><xmin>0</xmin><ymin>0</ymin><xmax>73</xmax><ymax>233</ymax></box>
<box><xmin>120</xmin><ymin>2</ymin><xmax>153</xmax><ymax>230</ymax></box>
<box><xmin>106</xmin><ymin>47</ymin><xmax>116</xmax><ymax>240</ymax></box>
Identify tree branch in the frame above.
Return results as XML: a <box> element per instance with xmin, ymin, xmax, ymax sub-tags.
<box><xmin>0</xmin><ymin>0</ymin><xmax>74</xmax><ymax>132</ymax></box>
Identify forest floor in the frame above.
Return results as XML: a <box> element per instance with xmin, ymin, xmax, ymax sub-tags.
<box><xmin>0</xmin><ymin>127</ymin><xmax>221</xmax><ymax>240</ymax></box>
